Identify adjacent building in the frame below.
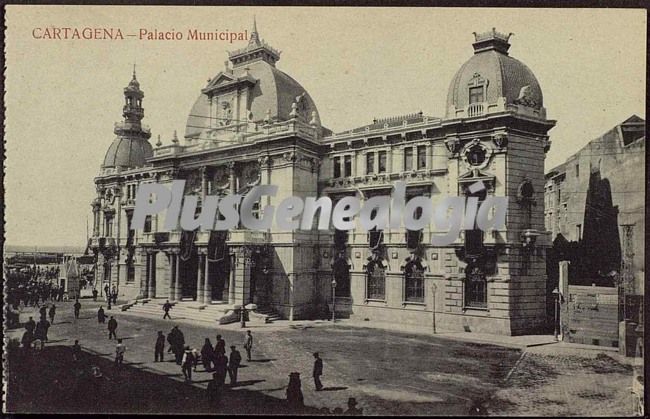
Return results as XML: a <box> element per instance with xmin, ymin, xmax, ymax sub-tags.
<box><xmin>90</xmin><ymin>25</ymin><xmax>556</xmax><ymax>335</ymax></box>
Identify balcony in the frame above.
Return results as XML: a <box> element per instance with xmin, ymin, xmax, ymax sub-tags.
<box><xmin>467</xmin><ymin>102</ymin><xmax>485</xmax><ymax>118</ymax></box>
<box><xmin>227</xmin><ymin>230</ymin><xmax>269</xmax><ymax>245</ymax></box>
<box><xmin>89</xmin><ymin>236</ymin><xmax>117</xmax><ymax>250</ymax></box>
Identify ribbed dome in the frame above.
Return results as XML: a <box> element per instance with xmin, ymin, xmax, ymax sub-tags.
<box><xmin>446</xmin><ymin>29</ymin><xmax>543</xmax><ymax>118</ymax></box>
<box><xmin>102</xmin><ymin>137</ymin><xmax>152</xmax><ymax>169</ymax></box>
<box><xmin>184</xmin><ymin>59</ymin><xmax>319</xmax><ymax>139</ymax></box>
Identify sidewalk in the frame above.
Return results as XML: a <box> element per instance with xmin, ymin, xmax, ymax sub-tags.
<box><xmin>326</xmin><ymin>318</ymin><xmax>559</xmax><ymax>349</ymax></box>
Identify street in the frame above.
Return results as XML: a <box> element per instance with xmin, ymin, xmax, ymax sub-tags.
<box><xmin>5</xmin><ymin>300</ymin><xmax>637</xmax><ymax>415</ymax></box>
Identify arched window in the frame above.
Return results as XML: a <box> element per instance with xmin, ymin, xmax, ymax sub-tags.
<box><xmin>404</xmin><ymin>259</ymin><xmax>425</xmax><ymax>302</ymax></box>
<box><xmin>366</xmin><ymin>255</ymin><xmax>386</xmax><ymax>300</ymax></box>
<box><xmin>465</xmin><ymin>263</ymin><xmax>487</xmax><ymax>308</ymax></box>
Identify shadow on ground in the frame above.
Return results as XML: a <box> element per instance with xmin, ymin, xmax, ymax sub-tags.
<box><xmin>5</xmin><ymin>344</ymin><xmax>322</xmax><ymax>414</ymax></box>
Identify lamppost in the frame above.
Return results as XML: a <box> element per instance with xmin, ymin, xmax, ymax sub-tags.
<box><xmin>331</xmin><ymin>279</ymin><xmax>337</xmax><ymax>322</ymax></box>
<box><xmin>552</xmin><ymin>287</ymin><xmax>560</xmax><ymax>341</ymax></box>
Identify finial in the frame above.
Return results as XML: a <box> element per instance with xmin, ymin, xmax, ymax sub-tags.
<box><xmin>172</xmin><ymin>130</ymin><xmax>179</xmax><ymax>144</ymax></box>
<box><xmin>289</xmin><ymin>102</ymin><xmax>298</xmax><ymax>119</ymax></box>
<box><xmin>253</xmin><ymin>15</ymin><xmax>258</xmax><ymax>35</ymax></box>
<box><xmin>132</xmin><ymin>63</ymin><xmax>137</xmax><ymax>80</ymax></box>
<box><xmin>156</xmin><ymin>134</ymin><xmax>162</xmax><ymax>147</ymax></box>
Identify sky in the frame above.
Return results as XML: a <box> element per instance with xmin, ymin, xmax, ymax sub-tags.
<box><xmin>4</xmin><ymin>6</ymin><xmax>646</xmax><ymax>247</ymax></box>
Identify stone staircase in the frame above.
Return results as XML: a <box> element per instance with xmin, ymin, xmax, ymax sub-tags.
<box><xmin>254</xmin><ymin>306</ymin><xmax>282</xmax><ymax>323</ymax></box>
<box><xmin>121</xmin><ymin>299</ymin><xmax>235</xmax><ymax>323</ymax></box>
<box><xmin>121</xmin><ymin>299</ymin><xmax>283</xmax><ymax>324</ymax></box>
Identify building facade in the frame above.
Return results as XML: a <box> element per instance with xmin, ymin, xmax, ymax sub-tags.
<box><xmin>90</xmin><ymin>25</ymin><xmax>555</xmax><ymax>335</ymax></box>
<box><xmin>545</xmin><ymin>115</ymin><xmax>645</xmax><ymax>293</ymax></box>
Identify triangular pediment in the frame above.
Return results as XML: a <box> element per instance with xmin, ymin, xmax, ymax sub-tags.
<box><xmin>458</xmin><ymin>168</ymin><xmax>494</xmax><ymax>183</ymax></box>
<box><xmin>205</xmin><ymin>72</ymin><xmax>236</xmax><ymax>90</ymax></box>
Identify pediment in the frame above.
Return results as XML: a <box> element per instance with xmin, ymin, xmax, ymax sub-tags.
<box><xmin>204</xmin><ymin>72</ymin><xmax>236</xmax><ymax>90</ymax></box>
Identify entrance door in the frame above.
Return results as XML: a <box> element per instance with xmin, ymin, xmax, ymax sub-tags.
<box><xmin>210</xmin><ymin>259</ymin><xmax>229</xmax><ymax>301</ymax></box>
<box><xmin>180</xmin><ymin>253</ymin><xmax>198</xmax><ymax>300</ymax></box>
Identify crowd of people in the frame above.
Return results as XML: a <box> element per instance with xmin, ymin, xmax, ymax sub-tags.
<box><xmin>12</xmin><ymin>293</ymin><xmax>364</xmax><ymax>415</ymax></box>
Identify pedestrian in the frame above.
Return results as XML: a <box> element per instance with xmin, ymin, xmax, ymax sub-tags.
<box><xmin>73</xmin><ymin>298</ymin><xmax>81</xmax><ymax>319</ymax></box>
<box><xmin>21</xmin><ymin>329</ymin><xmax>34</xmax><ymax>355</ymax></box>
<box><xmin>313</xmin><ymin>352</ymin><xmax>323</xmax><ymax>391</ymax></box>
<box><xmin>201</xmin><ymin>338</ymin><xmax>214</xmax><ymax>371</ymax></box>
<box><xmin>181</xmin><ymin>346</ymin><xmax>194</xmax><ymax>381</ymax></box>
<box><xmin>213</xmin><ymin>352</ymin><xmax>228</xmax><ymax>387</ymax></box>
<box><xmin>168</xmin><ymin>326</ymin><xmax>185</xmax><ymax>365</ymax></box>
<box><xmin>228</xmin><ymin>345</ymin><xmax>242</xmax><ymax>385</ymax></box>
<box><xmin>162</xmin><ymin>300</ymin><xmax>172</xmax><ymax>319</ymax></box>
<box><xmin>206</xmin><ymin>372</ymin><xmax>222</xmax><ymax>407</ymax></box>
<box><xmin>97</xmin><ymin>306</ymin><xmax>106</xmax><ymax>323</ymax></box>
<box><xmin>155</xmin><ymin>331</ymin><xmax>165</xmax><ymax>362</ymax></box>
<box><xmin>344</xmin><ymin>398</ymin><xmax>363</xmax><ymax>415</ymax></box>
<box><xmin>192</xmin><ymin>347</ymin><xmax>200</xmax><ymax>372</ymax></box>
<box><xmin>25</xmin><ymin>316</ymin><xmax>36</xmax><ymax>334</ymax></box>
<box><xmin>92</xmin><ymin>288</ymin><xmax>98</xmax><ymax>301</ymax></box>
<box><xmin>72</xmin><ymin>339</ymin><xmax>82</xmax><ymax>361</ymax></box>
<box><xmin>58</xmin><ymin>286</ymin><xmax>64</xmax><ymax>302</ymax></box>
<box><xmin>39</xmin><ymin>305</ymin><xmax>47</xmax><ymax>321</ymax></box>
<box><xmin>41</xmin><ymin>318</ymin><xmax>51</xmax><ymax>342</ymax></box>
<box><xmin>286</xmin><ymin>372</ymin><xmax>305</xmax><ymax>409</ymax></box>
<box><xmin>104</xmin><ymin>284</ymin><xmax>109</xmax><ymax>297</ymax></box>
<box><xmin>48</xmin><ymin>304</ymin><xmax>56</xmax><ymax>324</ymax></box>
<box><xmin>214</xmin><ymin>334</ymin><xmax>226</xmax><ymax>356</ymax></box>
<box><xmin>243</xmin><ymin>330</ymin><xmax>253</xmax><ymax>361</ymax></box>
<box><xmin>107</xmin><ymin>316</ymin><xmax>118</xmax><ymax>340</ymax></box>
<box><xmin>115</xmin><ymin>338</ymin><xmax>126</xmax><ymax>366</ymax></box>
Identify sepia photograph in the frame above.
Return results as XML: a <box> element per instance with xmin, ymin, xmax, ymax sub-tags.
<box><xmin>2</xmin><ymin>4</ymin><xmax>646</xmax><ymax>416</ymax></box>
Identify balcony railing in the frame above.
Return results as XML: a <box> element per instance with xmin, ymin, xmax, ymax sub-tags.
<box><xmin>467</xmin><ymin>102</ymin><xmax>484</xmax><ymax>118</ymax></box>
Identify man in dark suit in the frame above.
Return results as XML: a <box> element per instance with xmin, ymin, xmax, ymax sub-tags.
<box><xmin>313</xmin><ymin>352</ymin><xmax>323</xmax><ymax>391</ymax></box>
<box><xmin>155</xmin><ymin>331</ymin><xmax>165</xmax><ymax>362</ymax></box>
<box><xmin>107</xmin><ymin>316</ymin><xmax>118</xmax><ymax>340</ymax></box>
<box><xmin>228</xmin><ymin>346</ymin><xmax>242</xmax><ymax>385</ymax></box>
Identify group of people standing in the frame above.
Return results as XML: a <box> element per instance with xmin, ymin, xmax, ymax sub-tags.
<box><xmin>154</xmin><ymin>326</ymin><xmax>254</xmax><ymax>389</ymax></box>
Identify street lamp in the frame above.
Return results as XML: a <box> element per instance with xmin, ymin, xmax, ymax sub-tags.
<box><xmin>552</xmin><ymin>287</ymin><xmax>560</xmax><ymax>341</ymax></box>
<box><xmin>331</xmin><ymin>279</ymin><xmax>337</xmax><ymax>322</ymax></box>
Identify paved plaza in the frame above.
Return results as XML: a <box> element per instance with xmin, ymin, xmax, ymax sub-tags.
<box><xmin>5</xmin><ymin>300</ymin><xmax>638</xmax><ymax>415</ymax></box>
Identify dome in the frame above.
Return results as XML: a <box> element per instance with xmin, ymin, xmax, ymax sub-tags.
<box><xmin>184</xmin><ymin>23</ymin><xmax>320</xmax><ymax>140</ymax></box>
<box><xmin>102</xmin><ymin>137</ymin><xmax>152</xmax><ymax>169</ymax></box>
<box><xmin>446</xmin><ymin>29</ymin><xmax>544</xmax><ymax>118</ymax></box>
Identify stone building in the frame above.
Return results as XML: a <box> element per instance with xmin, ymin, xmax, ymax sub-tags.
<box><xmin>545</xmin><ymin>115</ymin><xmax>645</xmax><ymax>292</ymax></box>
<box><xmin>90</xmin><ymin>25</ymin><xmax>555</xmax><ymax>335</ymax></box>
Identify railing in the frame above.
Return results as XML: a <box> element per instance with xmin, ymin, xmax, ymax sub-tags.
<box><xmin>467</xmin><ymin>102</ymin><xmax>484</xmax><ymax>118</ymax></box>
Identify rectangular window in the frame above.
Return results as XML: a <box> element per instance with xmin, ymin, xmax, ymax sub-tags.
<box><xmin>404</xmin><ymin>147</ymin><xmax>413</xmax><ymax>171</ymax></box>
<box><xmin>469</xmin><ymin>86</ymin><xmax>484</xmax><ymax>104</ymax></box>
<box><xmin>344</xmin><ymin>155</ymin><xmax>352</xmax><ymax>177</ymax></box>
<box><xmin>366</xmin><ymin>152</ymin><xmax>375</xmax><ymax>174</ymax></box>
<box><xmin>405</xmin><ymin>268</ymin><xmax>425</xmax><ymax>303</ymax></box>
<box><xmin>378</xmin><ymin>151</ymin><xmax>387</xmax><ymax>173</ymax></box>
<box><xmin>575</xmin><ymin>164</ymin><xmax>579</xmax><ymax>178</ymax></box>
<box><xmin>417</xmin><ymin>145</ymin><xmax>427</xmax><ymax>170</ymax></box>
<box><xmin>367</xmin><ymin>267</ymin><xmax>386</xmax><ymax>300</ymax></box>
<box><xmin>144</xmin><ymin>215</ymin><xmax>152</xmax><ymax>233</ymax></box>
<box><xmin>576</xmin><ymin>224</ymin><xmax>582</xmax><ymax>241</ymax></box>
<box><xmin>465</xmin><ymin>265</ymin><xmax>487</xmax><ymax>308</ymax></box>
<box><xmin>333</xmin><ymin>157</ymin><xmax>341</xmax><ymax>178</ymax></box>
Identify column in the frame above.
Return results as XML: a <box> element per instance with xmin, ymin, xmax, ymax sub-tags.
<box><xmin>197</xmin><ymin>250</ymin><xmax>206</xmax><ymax>303</ymax></box>
<box><xmin>168</xmin><ymin>252</ymin><xmax>176</xmax><ymax>301</ymax></box>
<box><xmin>228</xmin><ymin>253</ymin><xmax>236</xmax><ymax>304</ymax></box>
<box><xmin>174</xmin><ymin>252</ymin><xmax>182</xmax><ymax>301</ymax></box>
<box><xmin>148</xmin><ymin>251</ymin><xmax>157</xmax><ymax>298</ymax></box>
<box><xmin>204</xmin><ymin>253</ymin><xmax>212</xmax><ymax>304</ymax></box>
<box><xmin>228</xmin><ymin>162</ymin><xmax>236</xmax><ymax>194</ymax></box>
<box><xmin>141</xmin><ymin>251</ymin><xmax>150</xmax><ymax>298</ymax></box>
